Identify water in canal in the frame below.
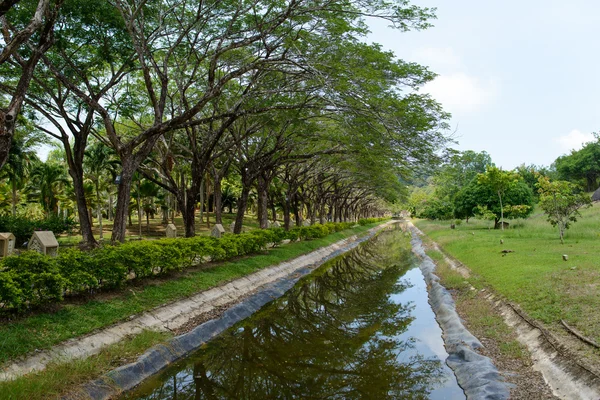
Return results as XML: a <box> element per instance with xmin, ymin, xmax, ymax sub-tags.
<box><xmin>123</xmin><ymin>225</ymin><xmax>465</xmax><ymax>399</ymax></box>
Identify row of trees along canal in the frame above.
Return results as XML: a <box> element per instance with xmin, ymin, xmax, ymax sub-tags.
<box><xmin>0</xmin><ymin>0</ymin><xmax>450</xmax><ymax>248</ymax></box>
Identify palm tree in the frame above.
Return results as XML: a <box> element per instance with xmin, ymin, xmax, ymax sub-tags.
<box><xmin>28</xmin><ymin>162</ymin><xmax>70</xmax><ymax>216</ymax></box>
<box><xmin>139</xmin><ymin>180</ymin><xmax>160</xmax><ymax>233</ymax></box>
<box><xmin>0</xmin><ymin>129</ymin><xmax>44</xmax><ymax>216</ymax></box>
<box><xmin>83</xmin><ymin>143</ymin><xmax>119</xmax><ymax>240</ymax></box>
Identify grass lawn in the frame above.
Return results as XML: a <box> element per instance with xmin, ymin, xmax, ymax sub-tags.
<box><xmin>0</xmin><ymin>330</ymin><xmax>172</xmax><ymax>400</ymax></box>
<box><xmin>56</xmin><ymin>212</ymin><xmax>257</xmax><ymax>245</ymax></box>
<box><xmin>0</xmin><ymin>222</ymin><xmax>381</xmax><ymax>366</ymax></box>
<box><xmin>415</xmin><ymin>202</ymin><xmax>600</xmax><ymax>344</ymax></box>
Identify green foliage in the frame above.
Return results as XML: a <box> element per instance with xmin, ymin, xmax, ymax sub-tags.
<box><xmin>433</xmin><ymin>150</ymin><xmax>492</xmax><ymax>201</ymax></box>
<box><xmin>419</xmin><ymin>199</ymin><xmax>454</xmax><ymax>220</ymax></box>
<box><xmin>454</xmin><ymin>175</ymin><xmax>534</xmax><ymax>224</ymax></box>
<box><xmin>358</xmin><ymin>217</ymin><xmax>388</xmax><ymax>226</ymax></box>
<box><xmin>0</xmin><ymin>219</ymin><xmax>381</xmax><ymax>313</ymax></box>
<box><xmin>55</xmin><ymin>249</ymin><xmax>99</xmax><ymax>293</ymax></box>
<box><xmin>0</xmin><ymin>271</ymin><xmax>22</xmax><ymax>310</ymax></box>
<box><xmin>0</xmin><ymin>215</ymin><xmax>76</xmax><ymax>246</ymax></box>
<box><xmin>554</xmin><ymin>136</ymin><xmax>600</xmax><ymax>191</ymax></box>
<box><xmin>1</xmin><ymin>252</ymin><xmax>67</xmax><ymax>309</ymax></box>
<box><xmin>536</xmin><ymin>176</ymin><xmax>592</xmax><ymax>243</ymax></box>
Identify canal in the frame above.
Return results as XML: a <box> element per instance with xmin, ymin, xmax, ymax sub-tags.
<box><xmin>122</xmin><ymin>225</ymin><xmax>465</xmax><ymax>399</ymax></box>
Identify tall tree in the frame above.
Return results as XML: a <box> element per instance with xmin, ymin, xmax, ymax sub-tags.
<box><xmin>554</xmin><ymin>136</ymin><xmax>600</xmax><ymax>191</ymax></box>
<box><xmin>83</xmin><ymin>142</ymin><xmax>119</xmax><ymax>240</ymax></box>
<box><xmin>0</xmin><ymin>122</ymin><xmax>45</xmax><ymax>215</ymax></box>
<box><xmin>0</xmin><ymin>0</ymin><xmax>61</xmax><ymax>169</ymax></box>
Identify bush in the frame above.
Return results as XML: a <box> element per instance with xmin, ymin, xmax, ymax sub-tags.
<box><xmin>55</xmin><ymin>248</ymin><xmax>99</xmax><ymax>293</ymax></box>
<box><xmin>0</xmin><ymin>219</ymin><xmax>383</xmax><ymax>313</ymax></box>
<box><xmin>0</xmin><ymin>271</ymin><xmax>22</xmax><ymax>310</ymax></box>
<box><xmin>0</xmin><ymin>215</ymin><xmax>76</xmax><ymax>247</ymax></box>
<box><xmin>2</xmin><ymin>252</ymin><xmax>66</xmax><ymax>308</ymax></box>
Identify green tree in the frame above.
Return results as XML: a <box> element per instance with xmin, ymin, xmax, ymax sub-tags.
<box><xmin>0</xmin><ymin>126</ymin><xmax>45</xmax><ymax>215</ymax></box>
<box><xmin>433</xmin><ymin>150</ymin><xmax>492</xmax><ymax>201</ymax></box>
<box><xmin>477</xmin><ymin>166</ymin><xmax>520</xmax><ymax>230</ymax></box>
<box><xmin>28</xmin><ymin>162</ymin><xmax>69</xmax><ymax>216</ymax></box>
<box><xmin>454</xmin><ymin>176</ymin><xmax>534</xmax><ymax>227</ymax></box>
<box><xmin>536</xmin><ymin>176</ymin><xmax>592</xmax><ymax>244</ymax></box>
<box><xmin>554</xmin><ymin>136</ymin><xmax>600</xmax><ymax>191</ymax></box>
<box><xmin>83</xmin><ymin>142</ymin><xmax>119</xmax><ymax>240</ymax></box>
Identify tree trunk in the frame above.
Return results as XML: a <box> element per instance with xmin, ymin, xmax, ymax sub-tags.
<box><xmin>498</xmin><ymin>191</ymin><xmax>504</xmax><ymax>231</ymax></box>
<box><xmin>96</xmin><ymin>184</ymin><xmax>103</xmax><ymax>240</ymax></box>
<box><xmin>257</xmin><ymin>173</ymin><xmax>269</xmax><ymax>229</ymax></box>
<box><xmin>108</xmin><ymin>193</ymin><xmax>113</xmax><ymax>221</ymax></box>
<box><xmin>233</xmin><ymin>186</ymin><xmax>250</xmax><ymax>234</ymax></box>
<box><xmin>205</xmin><ymin>173</ymin><xmax>210</xmax><ymax>229</ymax></box>
<box><xmin>283</xmin><ymin>195</ymin><xmax>291</xmax><ymax>230</ymax></box>
<box><xmin>11</xmin><ymin>181</ymin><xmax>17</xmax><ymax>216</ymax></box>
<box><xmin>112</xmin><ymin>166</ymin><xmax>136</xmax><ymax>243</ymax></box>
<box><xmin>214</xmin><ymin>175</ymin><xmax>223</xmax><ymax>224</ymax></box>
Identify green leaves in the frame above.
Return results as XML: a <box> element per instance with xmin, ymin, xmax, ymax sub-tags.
<box><xmin>0</xmin><ymin>220</ymin><xmax>379</xmax><ymax>313</ymax></box>
<box><xmin>536</xmin><ymin>175</ymin><xmax>592</xmax><ymax>243</ymax></box>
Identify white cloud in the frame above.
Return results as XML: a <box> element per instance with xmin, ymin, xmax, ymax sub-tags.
<box><xmin>412</xmin><ymin>47</ymin><xmax>462</xmax><ymax>69</ymax></box>
<box><xmin>555</xmin><ymin>129</ymin><xmax>595</xmax><ymax>152</ymax></box>
<box><xmin>423</xmin><ymin>73</ymin><xmax>499</xmax><ymax>113</ymax></box>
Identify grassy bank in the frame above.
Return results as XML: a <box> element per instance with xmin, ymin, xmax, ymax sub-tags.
<box><xmin>0</xmin><ymin>330</ymin><xmax>172</xmax><ymax>400</ymax></box>
<box><xmin>0</xmin><ymin>222</ymin><xmax>383</xmax><ymax>366</ymax></box>
<box><xmin>415</xmin><ymin>202</ymin><xmax>600</xmax><ymax>345</ymax></box>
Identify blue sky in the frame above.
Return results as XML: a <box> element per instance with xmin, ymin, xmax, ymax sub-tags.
<box><xmin>367</xmin><ymin>0</ymin><xmax>600</xmax><ymax>169</ymax></box>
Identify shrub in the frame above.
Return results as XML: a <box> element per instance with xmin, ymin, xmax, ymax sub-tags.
<box><xmin>2</xmin><ymin>251</ymin><xmax>66</xmax><ymax>308</ymax></box>
<box><xmin>0</xmin><ymin>271</ymin><xmax>22</xmax><ymax>310</ymax></box>
<box><xmin>0</xmin><ymin>215</ymin><xmax>75</xmax><ymax>247</ymax></box>
<box><xmin>0</xmin><ymin>219</ymin><xmax>383</xmax><ymax>313</ymax></box>
<box><xmin>55</xmin><ymin>248</ymin><xmax>99</xmax><ymax>293</ymax></box>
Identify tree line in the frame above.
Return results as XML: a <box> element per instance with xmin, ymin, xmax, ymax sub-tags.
<box><xmin>0</xmin><ymin>0</ymin><xmax>449</xmax><ymax>248</ymax></box>
<box><xmin>407</xmin><ymin>148</ymin><xmax>593</xmax><ymax>241</ymax></box>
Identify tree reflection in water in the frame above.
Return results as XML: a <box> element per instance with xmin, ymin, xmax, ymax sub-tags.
<box><xmin>126</xmin><ymin>227</ymin><xmax>448</xmax><ymax>400</ymax></box>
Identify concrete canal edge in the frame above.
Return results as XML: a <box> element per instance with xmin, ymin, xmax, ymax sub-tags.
<box><xmin>416</xmin><ymin>226</ymin><xmax>600</xmax><ymax>400</ymax></box>
<box><xmin>408</xmin><ymin>222</ymin><xmax>512</xmax><ymax>400</ymax></box>
<box><xmin>65</xmin><ymin>221</ymin><xmax>397</xmax><ymax>400</ymax></box>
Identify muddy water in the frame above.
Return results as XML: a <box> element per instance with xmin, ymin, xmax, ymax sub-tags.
<box><xmin>123</xmin><ymin>226</ymin><xmax>465</xmax><ymax>399</ymax></box>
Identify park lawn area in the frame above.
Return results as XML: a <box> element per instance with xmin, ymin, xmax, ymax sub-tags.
<box><xmin>56</xmin><ymin>212</ymin><xmax>256</xmax><ymax>245</ymax></box>
<box><xmin>0</xmin><ymin>222</ymin><xmax>382</xmax><ymax>366</ymax></box>
<box><xmin>415</xmin><ymin>202</ymin><xmax>600</xmax><ymax>344</ymax></box>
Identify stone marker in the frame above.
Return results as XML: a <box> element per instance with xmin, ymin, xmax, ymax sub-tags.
<box><xmin>302</xmin><ymin>220</ymin><xmax>311</xmax><ymax>226</ymax></box>
<box><xmin>592</xmin><ymin>187</ymin><xmax>600</xmax><ymax>202</ymax></box>
<box><xmin>28</xmin><ymin>231</ymin><xmax>59</xmax><ymax>256</ymax></box>
<box><xmin>563</xmin><ymin>254</ymin><xmax>568</xmax><ymax>261</ymax></box>
<box><xmin>272</xmin><ymin>221</ymin><xmax>281</xmax><ymax>228</ymax></box>
<box><xmin>211</xmin><ymin>224</ymin><xmax>226</xmax><ymax>238</ymax></box>
<box><xmin>0</xmin><ymin>232</ymin><xmax>16</xmax><ymax>257</ymax></box>
<box><xmin>229</xmin><ymin>222</ymin><xmax>236</xmax><ymax>233</ymax></box>
<box><xmin>166</xmin><ymin>223</ymin><xmax>177</xmax><ymax>238</ymax></box>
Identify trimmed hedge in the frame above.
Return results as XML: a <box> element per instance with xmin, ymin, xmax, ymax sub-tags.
<box><xmin>0</xmin><ymin>215</ymin><xmax>76</xmax><ymax>247</ymax></box>
<box><xmin>0</xmin><ymin>219</ymin><xmax>387</xmax><ymax>313</ymax></box>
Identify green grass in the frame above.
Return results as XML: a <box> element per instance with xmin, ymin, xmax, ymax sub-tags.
<box><xmin>0</xmin><ymin>222</ymin><xmax>381</xmax><ymax>366</ymax></box>
<box><xmin>416</xmin><ymin>202</ymin><xmax>600</xmax><ymax>344</ymax></box>
<box><xmin>56</xmin><ymin>213</ymin><xmax>258</xmax><ymax>245</ymax></box>
<box><xmin>0</xmin><ymin>330</ymin><xmax>172</xmax><ymax>400</ymax></box>
<box><xmin>427</xmin><ymin>248</ymin><xmax>526</xmax><ymax>360</ymax></box>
